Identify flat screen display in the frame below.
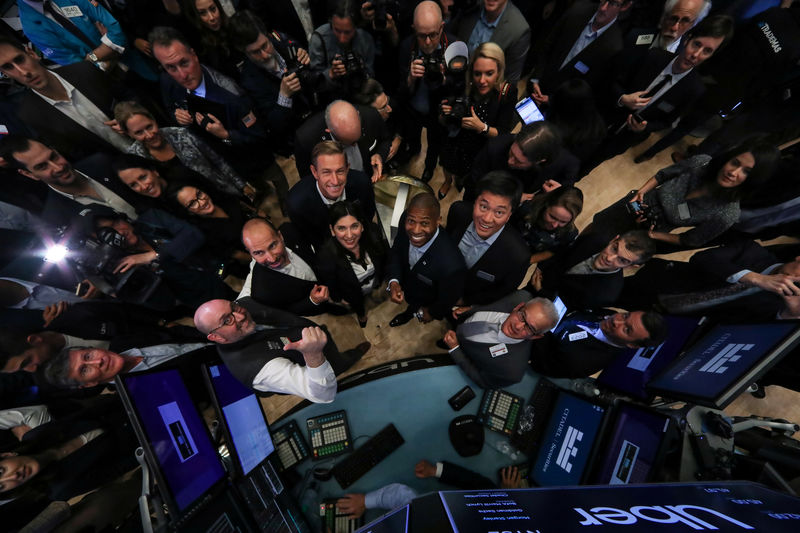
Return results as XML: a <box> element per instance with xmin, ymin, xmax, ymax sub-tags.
<box><xmin>531</xmin><ymin>392</ymin><xmax>606</xmax><ymax>487</ymax></box>
<box><xmin>356</xmin><ymin>504</ymin><xmax>409</xmax><ymax>533</ymax></box>
<box><xmin>592</xmin><ymin>403</ymin><xmax>671</xmax><ymax>485</ymax></box>
<box><xmin>648</xmin><ymin>323</ymin><xmax>800</xmax><ymax>407</ymax></box>
<box><xmin>120</xmin><ymin>369</ymin><xmax>226</xmax><ymax>512</ymax></box>
<box><xmin>207</xmin><ymin>363</ymin><xmax>275</xmax><ymax>476</ymax></box>
<box><xmin>515</xmin><ymin>97</ymin><xmax>545</xmax><ymax>124</ymax></box>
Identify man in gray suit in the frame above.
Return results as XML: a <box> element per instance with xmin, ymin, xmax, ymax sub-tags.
<box><xmin>442</xmin><ymin>291</ymin><xmax>558</xmax><ymax>388</ymax></box>
<box><xmin>450</xmin><ymin>0</ymin><xmax>531</xmax><ymax>83</ymax></box>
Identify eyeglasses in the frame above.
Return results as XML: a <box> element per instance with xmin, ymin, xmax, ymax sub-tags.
<box><xmin>415</xmin><ymin>30</ymin><xmax>441</xmax><ymax>42</ymax></box>
<box><xmin>185</xmin><ymin>189</ymin><xmax>208</xmax><ymax>211</ymax></box>
<box><xmin>209</xmin><ymin>301</ymin><xmax>244</xmax><ymax>335</ymax></box>
<box><xmin>516</xmin><ymin>308</ymin><xmax>541</xmax><ymax>337</ymax></box>
<box><xmin>665</xmin><ymin>15</ymin><xmax>695</xmax><ymax>27</ymax></box>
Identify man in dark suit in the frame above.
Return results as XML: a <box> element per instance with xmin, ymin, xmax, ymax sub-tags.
<box><xmin>294</xmin><ymin>100</ymin><xmax>390</xmax><ymax>182</ymax></box>
<box><xmin>0</xmin><ymin>37</ymin><xmax>132</xmax><ymax>160</ymax></box>
<box><xmin>1</xmin><ymin>136</ymin><xmax>141</xmax><ymax>227</ymax></box>
<box><xmin>238</xmin><ymin>218</ymin><xmax>344</xmax><ymax>317</ymax></box>
<box><xmin>531</xmin><ymin>308</ymin><xmax>668</xmax><ymax>378</ymax></box>
<box><xmin>624</xmin><ymin>0</ymin><xmax>710</xmax><ymax>53</ymax></box>
<box><xmin>387</xmin><ymin>192</ymin><xmax>466</xmax><ymax>327</ymax></box>
<box><xmin>150</xmin><ymin>26</ymin><xmax>288</xmax><ymax>205</ymax></box>
<box><xmin>446</xmin><ymin>172</ymin><xmax>529</xmax><ymax>310</ymax></box>
<box><xmin>534</xmin><ymin>230</ymin><xmax>656</xmax><ymax>310</ymax></box>
<box><xmin>450</xmin><ymin>0</ymin><xmax>531</xmax><ymax>83</ymax></box>
<box><xmin>530</xmin><ymin>0</ymin><xmax>632</xmax><ymax>105</ymax></box>
<box><xmin>194</xmin><ymin>297</ymin><xmax>369</xmax><ymax>402</ymax></box>
<box><xmin>589</xmin><ymin>14</ymin><xmax>733</xmax><ymax>168</ymax></box>
<box><xmin>241</xmin><ymin>0</ymin><xmax>329</xmax><ymax>49</ymax></box>
<box><xmin>286</xmin><ymin>141</ymin><xmax>377</xmax><ymax>251</ymax></box>
<box><xmin>442</xmin><ymin>291</ymin><xmax>558</xmax><ymax>388</ymax></box>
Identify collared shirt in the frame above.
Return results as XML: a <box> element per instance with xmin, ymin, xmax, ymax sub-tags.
<box><xmin>257</xmin><ymin>53</ymin><xmax>293</xmax><ymax>108</ymax></box>
<box><xmin>640</xmin><ymin>57</ymin><xmax>691</xmax><ymax>110</ymax></box>
<box><xmin>63</xmin><ymin>335</ymin><xmax>110</xmax><ymax>350</ymax></box>
<box><xmin>0</xmin><ymin>404</ymin><xmax>52</xmax><ymax>431</ymax></box>
<box><xmin>125</xmin><ymin>342</ymin><xmax>210</xmax><ymax>373</ymax></box>
<box><xmin>342</xmin><ymin>142</ymin><xmax>364</xmax><ymax>172</ymax></box>
<box><xmin>727</xmin><ymin>263</ymin><xmax>782</xmax><ymax>284</ymax></box>
<box><xmin>364</xmin><ymin>483</ymin><xmax>418</xmax><ymax>512</ymax></box>
<box><xmin>651</xmin><ymin>33</ymin><xmax>682</xmax><ymax>53</ymax></box>
<box><xmin>35</xmin><ymin>70</ymin><xmax>132</xmax><ymax>152</ymax></box>
<box><xmin>461</xmin><ymin>310</ymin><xmax>524</xmax><ymax>345</ymax></box>
<box><xmin>349</xmin><ymin>253</ymin><xmax>376</xmax><ymax>294</ymax></box>
<box><xmin>577</xmin><ymin>321</ymin><xmax>623</xmax><ymax>347</ymax></box>
<box><xmin>190</xmin><ymin>75</ymin><xmax>208</xmax><ymax>98</ymax></box>
<box><xmin>566</xmin><ymin>254</ymin><xmax>620</xmax><ymax>276</ymax></box>
<box><xmin>467</xmin><ymin>5</ymin><xmax>507</xmax><ymax>53</ymax></box>
<box><xmin>49</xmin><ymin>170</ymin><xmax>138</xmax><ymax>220</ymax></box>
<box><xmin>561</xmin><ymin>14</ymin><xmax>617</xmax><ymax>69</ymax></box>
<box><xmin>275</xmin><ymin>249</ymin><xmax>317</xmax><ymax>281</ymax></box>
<box><xmin>408</xmin><ymin>228</ymin><xmax>440</xmax><ymax>269</ymax></box>
<box><xmin>2</xmin><ymin>277</ymin><xmax>83</xmax><ymax>309</ymax></box>
<box><xmin>458</xmin><ymin>222</ymin><xmax>504</xmax><ymax>268</ymax></box>
<box><xmin>316</xmin><ymin>182</ymin><xmax>346</xmax><ymax>205</ymax></box>
<box><xmin>253</xmin><ymin>354</ymin><xmax>337</xmax><ymax>403</ymax></box>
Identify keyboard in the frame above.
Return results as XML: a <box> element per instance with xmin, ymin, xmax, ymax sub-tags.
<box><xmin>478</xmin><ymin>389</ymin><xmax>523</xmax><ymax>435</ymax></box>
<box><xmin>510</xmin><ymin>378</ymin><xmax>560</xmax><ymax>456</ymax></box>
<box><xmin>271</xmin><ymin>420</ymin><xmax>310</xmax><ymax>471</ymax></box>
<box><xmin>331</xmin><ymin>424</ymin><xmax>405</xmax><ymax>489</ymax></box>
<box><xmin>321</xmin><ymin>499</ymin><xmax>363</xmax><ymax>533</ymax></box>
<box><xmin>307</xmin><ymin>411</ymin><xmax>352</xmax><ymax>459</ymax></box>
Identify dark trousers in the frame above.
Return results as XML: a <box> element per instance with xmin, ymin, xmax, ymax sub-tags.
<box><xmin>402</xmin><ymin>103</ymin><xmax>444</xmax><ymax>172</ymax></box>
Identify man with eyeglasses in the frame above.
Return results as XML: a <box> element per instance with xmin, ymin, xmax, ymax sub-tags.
<box><xmin>441</xmin><ymin>292</ymin><xmax>558</xmax><ymax>388</ymax></box>
<box><xmin>530</xmin><ymin>0</ymin><xmax>633</xmax><ymax>106</ymax></box>
<box><xmin>626</xmin><ymin>0</ymin><xmax>710</xmax><ymax>53</ymax></box>
<box><xmin>194</xmin><ymin>297</ymin><xmax>370</xmax><ymax>402</ymax></box>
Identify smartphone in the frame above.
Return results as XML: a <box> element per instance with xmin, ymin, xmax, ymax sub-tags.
<box><xmin>515</xmin><ymin>96</ymin><xmax>545</xmax><ymax>125</ymax></box>
<box><xmin>448</xmin><ymin>386</ymin><xmax>476</xmax><ymax>411</ymax></box>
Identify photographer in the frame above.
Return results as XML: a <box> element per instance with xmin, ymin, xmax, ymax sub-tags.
<box><xmin>228</xmin><ymin>11</ymin><xmax>319</xmax><ymax>155</ymax></box>
<box><xmin>397</xmin><ymin>1</ymin><xmax>456</xmax><ymax>181</ymax></box>
<box><xmin>309</xmin><ymin>0</ymin><xmax>375</xmax><ymax>96</ymax></box>
<box><xmin>437</xmin><ymin>41</ymin><xmax>517</xmax><ymax>199</ymax></box>
<box><xmin>357</xmin><ymin>1</ymin><xmax>401</xmax><ymax>90</ymax></box>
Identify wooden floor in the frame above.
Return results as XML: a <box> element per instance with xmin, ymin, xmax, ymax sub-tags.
<box><xmin>255</xmin><ymin>128</ymin><xmax>800</xmax><ymax>437</ymax></box>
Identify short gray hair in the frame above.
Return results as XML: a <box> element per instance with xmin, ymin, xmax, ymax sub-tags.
<box><xmin>527</xmin><ymin>297</ymin><xmax>560</xmax><ymax>334</ymax></box>
<box><xmin>41</xmin><ymin>346</ymin><xmax>84</xmax><ymax>389</ymax></box>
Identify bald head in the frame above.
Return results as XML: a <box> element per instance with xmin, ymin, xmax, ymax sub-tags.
<box><xmin>194</xmin><ymin>299</ymin><xmax>230</xmax><ymax>335</ymax></box>
<box><xmin>325</xmin><ymin>100</ymin><xmax>361</xmax><ymax>146</ymax></box>
<box><xmin>413</xmin><ymin>1</ymin><xmax>444</xmax><ymax>54</ymax></box>
<box><xmin>194</xmin><ymin>299</ymin><xmax>255</xmax><ymax>344</ymax></box>
<box><xmin>242</xmin><ymin>218</ymin><xmax>289</xmax><ymax>268</ymax></box>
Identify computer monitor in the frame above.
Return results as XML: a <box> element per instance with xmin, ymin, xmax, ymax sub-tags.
<box><xmin>116</xmin><ymin>368</ymin><xmax>227</xmax><ymax>520</ymax></box>
<box><xmin>597</xmin><ymin>316</ymin><xmax>706</xmax><ymax>400</ymax></box>
<box><xmin>648</xmin><ymin>322</ymin><xmax>800</xmax><ymax>408</ymax></box>
<box><xmin>592</xmin><ymin>402</ymin><xmax>673</xmax><ymax>485</ymax></box>
<box><xmin>203</xmin><ymin>362</ymin><xmax>275</xmax><ymax>477</ymax></box>
<box><xmin>356</xmin><ymin>504</ymin><xmax>409</xmax><ymax>533</ymax></box>
<box><xmin>530</xmin><ymin>391</ymin><xmax>608</xmax><ymax>487</ymax></box>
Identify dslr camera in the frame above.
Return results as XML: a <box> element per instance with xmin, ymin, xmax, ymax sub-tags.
<box><xmin>371</xmin><ymin>0</ymin><xmax>399</xmax><ymax>30</ymax></box>
<box><xmin>416</xmin><ymin>49</ymin><xmax>445</xmax><ymax>85</ymax></box>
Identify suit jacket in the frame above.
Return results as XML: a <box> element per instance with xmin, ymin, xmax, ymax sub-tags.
<box><xmin>18</xmin><ymin>62</ymin><xmax>119</xmax><ymax>161</ymax></box>
<box><xmin>534</xmin><ymin>1</ymin><xmax>624</xmax><ymax>93</ymax></box>
<box><xmin>607</xmin><ymin>47</ymin><xmax>705</xmax><ymax>133</ymax></box>
<box><xmin>538</xmin><ymin>232</ymin><xmax>624</xmax><ymax>309</ymax></box>
<box><xmin>451</xmin><ymin>290</ymin><xmax>536</xmax><ymax>388</ymax></box>
<box><xmin>450</xmin><ymin>2</ymin><xmax>531</xmax><ymax>82</ymax></box>
<box><xmin>286</xmin><ymin>169</ymin><xmax>377</xmax><ymax>251</ymax></box>
<box><xmin>293</xmin><ymin>106</ymin><xmax>390</xmax><ymax>178</ymax></box>
<box><xmin>240</xmin><ymin>0</ymin><xmax>330</xmax><ymax>49</ymax></box>
<box><xmin>387</xmin><ymin>220</ymin><xmax>466</xmax><ymax>320</ymax></box>
<box><xmin>531</xmin><ymin>309</ymin><xmax>624</xmax><ymax>378</ymax></box>
<box><xmin>446</xmin><ymin>201</ymin><xmax>529</xmax><ymax>305</ymax></box>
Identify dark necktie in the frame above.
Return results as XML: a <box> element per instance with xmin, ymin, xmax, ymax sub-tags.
<box><xmin>43</xmin><ymin>1</ymin><xmax>98</xmax><ymax>50</ymax></box>
<box><xmin>642</xmin><ymin>74</ymin><xmax>672</xmax><ymax>99</ymax></box>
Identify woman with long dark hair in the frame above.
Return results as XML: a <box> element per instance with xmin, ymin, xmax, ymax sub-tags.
<box><xmin>182</xmin><ymin>0</ymin><xmax>243</xmax><ymax>79</ymax></box>
<box><xmin>513</xmin><ymin>186</ymin><xmax>584</xmax><ymax>264</ymax></box>
<box><xmin>315</xmin><ymin>201</ymin><xmax>388</xmax><ymax>327</ymax></box>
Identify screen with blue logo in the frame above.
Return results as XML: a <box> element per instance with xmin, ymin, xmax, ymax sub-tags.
<box><xmin>531</xmin><ymin>392</ymin><xmax>606</xmax><ymax>487</ymax></box>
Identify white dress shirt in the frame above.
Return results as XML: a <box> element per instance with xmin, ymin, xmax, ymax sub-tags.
<box><xmin>253</xmin><ymin>356</ymin><xmax>337</xmax><ymax>403</ymax></box>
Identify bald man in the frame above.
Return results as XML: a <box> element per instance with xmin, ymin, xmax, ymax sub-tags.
<box><xmin>194</xmin><ymin>297</ymin><xmax>370</xmax><ymax>402</ymax></box>
<box><xmin>626</xmin><ymin>0</ymin><xmax>711</xmax><ymax>53</ymax></box>
<box><xmin>294</xmin><ymin>99</ymin><xmax>391</xmax><ymax>182</ymax></box>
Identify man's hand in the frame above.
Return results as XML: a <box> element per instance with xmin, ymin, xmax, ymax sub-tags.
<box><xmin>409</xmin><ymin>58</ymin><xmax>425</xmax><ymax>80</ymax></box>
<box><xmin>742</xmin><ymin>272</ymin><xmax>800</xmax><ymax>296</ymax></box>
<box><xmin>389</xmin><ymin>281</ymin><xmax>404</xmax><ymax>303</ymax></box>
<box><xmin>461</xmin><ymin>106</ymin><xmax>486</xmax><ymax>132</ymax></box>
<box><xmin>284</xmin><ymin>326</ymin><xmax>328</xmax><ymax>366</ymax></box>
<box><xmin>361</xmin><ymin>1</ymin><xmax>375</xmax><ymax>20</ymax></box>
<box><xmin>542</xmin><ymin>179</ymin><xmax>561</xmax><ymax>193</ymax></box>
<box><xmin>175</xmin><ymin>108</ymin><xmax>193</xmax><ymax>125</ymax></box>
<box><xmin>94</xmin><ymin>21</ymin><xmax>108</xmax><ymax>36</ymax></box>
<box><xmin>414</xmin><ymin>459</ymin><xmax>437</xmax><ymax>478</ymax></box>
<box><xmin>620</xmin><ymin>91</ymin><xmax>651</xmax><ymax>110</ymax></box>
<box><xmin>134</xmin><ymin>38</ymin><xmax>153</xmax><ymax>56</ymax></box>
<box><xmin>626</xmin><ymin>114</ymin><xmax>647</xmax><ymax>132</ymax></box>
<box><xmin>388</xmin><ymin>136</ymin><xmax>402</xmax><ymax>161</ymax></box>
<box><xmin>296</xmin><ymin>48</ymin><xmax>310</xmax><ymax>65</ymax></box>
<box><xmin>337</xmin><ymin>494</ymin><xmax>366</xmax><ymax>519</ymax></box>
<box><xmin>310</xmin><ymin>284</ymin><xmax>330</xmax><ymax>304</ymax></box>
<box><xmin>530</xmin><ymin>82</ymin><xmax>549</xmax><ymax>104</ymax></box>
<box><xmin>330</xmin><ymin>58</ymin><xmax>347</xmax><ymax>78</ymax></box>
<box><xmin>242</xmin><ymin>184</ymin><xmax>257</xmax><ymax>202</ymax></box>
<box><xmin>114</xmin><ymin>251</ymin><xmax>158</xmax><ymax>274</ymax></box>
<box><xmin>529</xmin><ymin>267</ymin><xmax>543</xmax><ymax>291</ymax></box>
<box><xmin>79</xmin><ymin>279</ymin><xmax>101</xmax><ymax>299</ymax></box>
<box><xmin>280</xmin><ymin>72</ymin><xmax>302</xmax><ymax>98</ymax></box>
<box><xmin>499</xmin><ymin>466</ymin><xmax>522</xmax><ymax>489</ymax></box>
<box><xmin>197</xmin><ymin>113</ymin><xmax>230</xmax><ymax>139</ymax></box>
<box><xmin>104</xmin><ymin>118</ymin><xmax>124</xmax><ymax>135</ymax></box>
<box><xmin>451</xmin><ymin>305</ymin><xmax>472</xmax><ymax>320</ymax></box>
<box><xmin>440</xmin><ymin>99</ymin><xmax>452</xmax><ymax>116</ymax></box>
<box><xmin>780</xmin><ymin>293</ymin><xmax>800</xmax><ymax>319</ymax></box>
<box><xmin>42</xmin><ymin>301</ymin><xmax>69</xmax><ymax>327</ymax></box>
<box><xmin>370</xmin><ymin>154</ymin><xmax>383</xmax><ymax>183</ymax></box>
<box><xmin>443</xmin><ymin>329</ymin><xmax>459</xmax><ymax>349</ymax></box>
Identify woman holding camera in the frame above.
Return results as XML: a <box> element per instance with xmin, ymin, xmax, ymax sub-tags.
<box><xmin>591</xmin><ymin>139</ymin><xmax>780</xmax><ymax>249</ymax></box>
<box><xmin>437</xmin><ymin>42</ymin><xmax>518</xmax><ymax>199</ymax></box>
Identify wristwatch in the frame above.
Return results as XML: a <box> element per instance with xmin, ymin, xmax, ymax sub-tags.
<box><xmin>87</xmin><ymin>52</ymin><xmax>99</xmax><ymax>63</ymax></box>
<box><xmin>480</xmin><ymin>122</ymin><xmax>489</xmax><ymax>136</ymax></box>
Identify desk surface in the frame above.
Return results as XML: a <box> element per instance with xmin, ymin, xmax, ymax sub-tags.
<box><xmin>279</xmin><ymin>361</ymin><xmax>544</xmax><ymax>522</ymax></box>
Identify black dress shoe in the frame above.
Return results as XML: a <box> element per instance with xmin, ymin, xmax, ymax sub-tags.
<box><xmin>389</xmin><ymin>309</ymin><xmax>414</xmax><ymax>327</ymax></box>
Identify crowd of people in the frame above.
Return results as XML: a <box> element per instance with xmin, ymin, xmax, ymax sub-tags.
<box><xmin>0</xmin><ymin>0</ymin><xmax>799</xmax><ymax>529</ymax></box>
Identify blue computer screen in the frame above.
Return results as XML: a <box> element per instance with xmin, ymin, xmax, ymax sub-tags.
<box><xmin>123</xmin><ymin>369</ymin><xmax>226</xmax><ymax>511</ymax></box>
<box><xmin>356</xmin><ymin>504</ymin><xmax>409</xmax><ymax>533</ymax></box>
<box><xmin>648</xmin><ymin>323</ymin><xmax>797</xmax><ymax>402</ymax></box>
<box><xmin>531</xmin><ymin>392</ymin><xmax>606</xmax><ymax>487</ymax></box>
<box><xmin>593</xmin><ymin>404</ymin><xmax>671</xmax><ymax>485</ymax></box>
<box><xmin>208</xmin><ymin>363</ymin><xmax>275</xmax><ymax>476</ymax></box>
